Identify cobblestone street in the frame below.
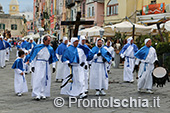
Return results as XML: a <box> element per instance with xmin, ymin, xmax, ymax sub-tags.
<box><xmin>0</xmin><ymin>48</ymin><xmax>170</xmax><ymax>113</ymax></box>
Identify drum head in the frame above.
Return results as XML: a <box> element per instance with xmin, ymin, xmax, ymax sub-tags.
<box><xmin>153</xmin><ymin>67</ymin><xmax>167</xmax><ymax>78</ymax></box>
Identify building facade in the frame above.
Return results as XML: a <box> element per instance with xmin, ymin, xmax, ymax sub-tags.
<box><xmin>104</xmin><ymin>0</ymin><xmax>137</xmax><ymax>25</ymax></box>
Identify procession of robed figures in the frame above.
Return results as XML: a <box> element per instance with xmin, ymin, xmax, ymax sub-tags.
<box><xmin>0</xmin><ymin>33</ymin><xmax>169</xmax><ymax>100</ymax></box>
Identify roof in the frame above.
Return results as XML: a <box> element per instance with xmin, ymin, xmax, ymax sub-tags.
<box><xmin>9</xmin><ymin>0</ymin><xmax>19</xmax><ymax>5</ymax></box>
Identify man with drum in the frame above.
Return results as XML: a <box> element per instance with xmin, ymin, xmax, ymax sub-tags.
<box><xmin>134</xmin><ymin>38</ymin><xmax>158</xmax><ymax>94</ymax></box>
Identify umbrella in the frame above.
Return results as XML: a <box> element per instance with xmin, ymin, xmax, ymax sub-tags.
<box><xmin>164</xmin><ymin>20</ymin><xmax>170</xmax><ymax>31</ymax></box>
<box><xmin>88</xmin><ymin>26</ymin><xmax>103</xmax><ymax>37</ymax></box>
<box><xmin>78</xmin><ymin>26</ymin><xmax>104</xmax><ymax>37</ymax></box>
<box><xmin>104</xmin><ymin>21</ymin><xmax>153</xmax><ymax>36</ymax></box>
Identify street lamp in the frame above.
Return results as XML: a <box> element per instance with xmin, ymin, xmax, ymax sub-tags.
<box><xmin>99</xmin><ymin>29</ymin><xmax>104</xmax><ymax>38</ymax></box>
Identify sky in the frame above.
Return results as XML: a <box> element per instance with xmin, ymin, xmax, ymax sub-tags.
<box><xmin>0</xmin><ymin>0</ymin><xmax>33</xmax><ymax>14</ymax></box>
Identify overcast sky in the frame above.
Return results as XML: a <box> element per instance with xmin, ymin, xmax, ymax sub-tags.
<box><xmin>0</xmin><ymin>0</ymin><xmax>33</xmax><ymax>13</ymax></box>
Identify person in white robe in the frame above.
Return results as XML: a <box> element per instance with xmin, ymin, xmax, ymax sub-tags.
<box><xmin>29</xmin><ymin>35</ymin><xmax>58</xmax><ymax>100</ymax></box>
<box><xmin>104</xmin><ymin>40</ymin><xmax>115</xmax><ymax>74</ymax></box>
<box><xmin>78</xmin><ymin>35</ymin><xmax>91</xmax><ymax>94</ymax></box>
<box><xmin>24</xmin><ymin>50</ymin><xmax>31</xmax><ymax>74</ymax></box>
<box><xmin>16</xmin><ymin>42</ymin><xmax>22</xmax><ymax>57</ymax></box>
<box><xmin>0</xmin><ymin>36</ymin><xmax>9</xmax><ymax>68</ymax></box>
<box><xmin>5</xmin><ymin>38</ymin><xmax>11</xmax><ymax>62</ymax></box>
<box><xmin>26</xmin><ymin>38</ymin><xmax>36</xmax><ymax>51</ymax></box>
<box><xmin>134</xmin><ymin>38</ymin><xmax>158</xmax><ymax>94</ymax></box>
<box><xmin>61</xmin><ymin>37</ymin><xmax>87</xmax><ymax>98</ymax></box>
<box><xmin>87</xmin><ymin>38</ymin><xmax>112</xmax><ymax>96</ymax></box>
<box><xmin>119</xmin><ymin>37</ymin><xmax>138</xmax><ymax>83</ymax></box>
<box><xmin>12</xmin><ymin>50</ymin><xmax>28</xmax><ymax>96</ymax></box>
<box><xmin>21</xmin><ymin>38</ymin><xmax>28</xmax><ymax>51</ymax></box>
<box><xmin>55</xmin><ymin>37</ymin><xmax>70</xmax><ymax>82</ymax></box>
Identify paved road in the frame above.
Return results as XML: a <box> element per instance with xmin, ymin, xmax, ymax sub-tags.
<box><xmin>0</xmin><ymin>48</ymin><xmax>170</xmax><ymax>113</ymax></box>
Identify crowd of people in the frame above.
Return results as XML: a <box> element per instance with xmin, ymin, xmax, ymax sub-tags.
<box><xmin>0</xmin><ymin>34</ymin><xmax>159</xmax><ymax>100</ymax></box>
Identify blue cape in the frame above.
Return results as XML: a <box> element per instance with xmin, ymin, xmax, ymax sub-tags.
<box><xmin>24</xmin><ymin>54</ymin><xmax>30</xmax><ymax>63</ymax></box>
<box><xmin>119</xmin><ymin>43</ymin><xmax>138</xmax><ymax>55</ymax></box>
<box><xmin>61</xmin><ymin>45</ymin><xmax>79</xmax><ymax>63</ymax></box>
<box><xmin>104</xmin><ymin>45</ymin><xmax>110</xmax><ymax>48</ymax></box>
<box><xmin>16</xmin><ymin>45</ymin><xmax>21</xmax><ymax>49</ymax></box>
<box><xmin>55</xmin><ymin>43</ymin><xmax>67</xmax><ymax>55</ymax></box>
<box><xmin>78</xmin><ymin>44</ymin><xmax>91</xmax><ymax>58</ymax></box>
<box><xmin>29</xmin><ymin>44</ymin><xmax>58</xmax><ymax>64</ymax></box>
<box><xmin>5</xmin><ymin>41</ymin><xmax>11</xmax><ymax>48</ymax></box>
<box><xmin>25</xmin><ymin>42</ymin><xmax>36</xmax><ymax>50</ymax></box>
<box><xmin>12</xmin><ymin>58</ymin><xmax>24</xmax><ymax>71</ymax></box>
<box><xmin>0</xmin><ymin>40</ymin><xmax>11</xmax><ymax>50</ymax></box>
<box><xmin>0</xmin><ymin>40</ymin><xmax>6</xmax><ymax>50</ymax></box>
<box><xmin>87</xmin><ymin>46</ymin><xmax>112</xmax><ymax>63</ymax></box>
<box><xmin>134</xmin><ymin>45</ymin><xmax>151</xmax><ymax>60</ymax></box>
<box><xmin>21</xmin><ymin>41</ymin><xmax>28</xmax><ymax>49</ymax></box>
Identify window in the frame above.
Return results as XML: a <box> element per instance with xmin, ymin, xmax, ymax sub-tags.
<box><xmin>0</xmin><ymin>24</ymin><xmax>5</xmax><ymax>30</ymax></box>
<box><xmin>107</xmin><ymin>0</ymin><xmax>118</xmax><ymax>16</ymax></box>
<box><xmin>87</xmin><ymin>6</ymin><xmax>95</xmax><ymax>17</ymax></box>
<box><xmin>11</xmin><ymin>24</ymin><xmax>17</xmax><ymax>30</ymax></box>
<box><xmin>82</xmin><ymin>2</ymin><xmax>85</xmax><ymax>17</ymax></box>
<box><xmin>88</xmin><ymin>7</ymin><xmax>90</xmax><ymax>17</ymax></box>
<box><xmin>92</xmin><ymin>7</ymin><xmax>94</xmax><ymax>16</ymax></box>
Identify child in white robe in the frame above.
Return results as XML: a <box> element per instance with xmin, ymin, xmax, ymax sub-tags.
<box><xmin>12</xmin><ymin>50</ymin><xmax>28</xmax><ymax>96</ymax></box>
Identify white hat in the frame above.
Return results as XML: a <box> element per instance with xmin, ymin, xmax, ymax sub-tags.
<box><xmin>71</xmin><ymin>37</ymin><xmax>78</xmax><ymax>45</ymax></box>
<box><xmin>95</xmin><ymin>38</ymin><xmax>104</xmax><ymax>47</ymax></box>
<box><xmin>79</xmin><ymin>35</ymin><xmax>86</xmax><ymax>45</ymax></box>
<box><xmin>106</xmin><ymin>40</ymin><xmax>112</xmax><ymax>46</ymax></box>
<box><xmin>0</xmin><ymin>35</ymin><xmax>4</xmax><ymax>39</ymax></box>
<box><xmin>63</xmin><ymin>37</ymin><xmax>68</xmax><ymax>43</ymax></box>
<box><xmin>127</xmin><ymin>37</ymin><xmax>133</xmax><ymax>44</ymax></box>
<box><xmin>30</xmin><ymin>37</ymin><xmax>33</xmax><ymax>40</ymax></box>
<box><xmin>24</xmin><ymin>50</ymin><xmax>28</xmax><ymax>53</ymax></box>
<box><xmin>145</xmin><ymin>38</ymin><xmax>151</xmax><ymax>45</ymax></box>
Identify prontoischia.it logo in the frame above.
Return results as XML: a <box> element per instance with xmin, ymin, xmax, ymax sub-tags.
<box><xmin>54</xmin><ymin>96</ymin><xmax>160</xmax><ymax>108</ymax></box>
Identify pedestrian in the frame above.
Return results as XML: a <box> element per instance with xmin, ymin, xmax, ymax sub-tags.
<box><xmin>61</xmin><ymin>37</ymin><xmax>87</xmax><ymax>98</ymax></box>
<box><xmin>12</xmin><ymin>50</ymin><xmax>28</xmax><ymax>96</ymax></box>
<box><xmin>114</xmin><ymin>39</ymin><xmax>121</xmax><ymax>68</ymax></box>
<box><xmin>55</xmin><ymin>37</ymin><xmax>69</xmax><ymax>82</ymax></box>
<box><xmin>119</xmin><ymin>37</ymin><xmax>138</xmax><ymax>83</ymax></box>
<box><xmin>134</xmin><ymin>38</ymin><xmax>158</xmax><ymax>93</ymax></box>
<box><xmin>29</xmin><ymin>35</ymin><xmax>58</xmax><ymax>100</ymax></box>
<box><xmin>87</xmin><ymin>38</ymin><xmax>112</xmax><ymax>96</ymax></box>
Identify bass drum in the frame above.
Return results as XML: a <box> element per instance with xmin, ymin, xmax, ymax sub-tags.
<box><xmin>152</xmin><ymin>67</ymin><xmax>169</xmax><ymax>87</ymax></box>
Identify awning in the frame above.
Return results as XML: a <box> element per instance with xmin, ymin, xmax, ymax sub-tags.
<box><xmin>137</xmin><ymin>19</ymin><xmax>161</xmax><ymax>24</ymax></box>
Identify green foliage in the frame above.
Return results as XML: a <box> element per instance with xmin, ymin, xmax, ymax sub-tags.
<box><xmin>164</xmin><ymin>56</ymin><xmax>170</xmax><ymax>71</ymax></box>
<box><xmin>156</xmin><ymin>42</ymin><xmax>170</xmax><ymax>55</ymax></box>
<box><xmin>135</xmin><ymin>33</ymin><xmax>170</xmax><ymax>66</ymax></box>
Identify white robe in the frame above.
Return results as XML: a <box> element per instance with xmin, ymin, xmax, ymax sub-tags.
<box><xmin>14</xmin><ymin>58</ymin><xmax>28</xmax><ymax>94</ymax></box>
<box><xmin>135</xmin><ymin>47</ymin><xmax>158</xmax><ymax>90</ymax></box>
<box><xmin>61</xmin><ymin>48</ymin><xmax>86</xmax><ymax>96</ymax></box>
<box><xmin>89</xmin><ymin>54</ymin><xmax>108</xmax><ymax>90</ymax></box>
<box><xmin>56</xmin><ymin>55</ymin><xmax>69</xmax><ymax>80</ymax></box>
<box><xmin>120</xmin><ymin>45</ymin><xmax>135</xmax><ymax>82</ymax></box>
<box><xmin>32</xmin><ymin>47</ymin><xmax>54</xmax><ymax>97</ymax></box>
<box><xmin>84</xmin><ymin>64</ymin><xmax>89</xmax><ymax>91</ymax></box>
<box><xmin>104</xmin><ymin>46</ymin><xmax>115</xmax><ymax>71</ymax></box>
<box><xmin>0</xmin><ymin>49</ymin><xmax>6</xmax><ymax>68</ymax></box>
<box><xmin>24</xmin><ymin>63</ymin><xmax>31</xmax><ymax>74</ymax></box>
<box><xmin>5</xmin><ymin>47</ymin><xmax>10</xmax><ymax>61</ymax></box>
